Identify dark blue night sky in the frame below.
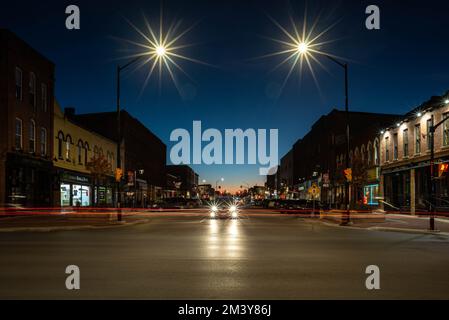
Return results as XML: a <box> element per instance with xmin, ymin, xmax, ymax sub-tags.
<box><xmin>2</xmin><ymin>0</ymin><xmax>449</xmax><ymax>191</ymax></box>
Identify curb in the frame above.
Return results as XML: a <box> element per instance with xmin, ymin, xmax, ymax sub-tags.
<box><xmin>316</xmin><ymin>219</ymin><xmax>449</xmax><ymax>237</ymax></box>
<box><xmin>0</xmin><ymin>219</ymin><xmax>149</xmax><ymax>233</ymax></box>
<box><xmin>367</xmin><ymin>226</ymin><xmax>449</xmax><ymax>236</ymax></box>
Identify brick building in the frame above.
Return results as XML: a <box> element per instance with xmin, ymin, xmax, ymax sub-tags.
<box><xmin>291</xmin><ymin>109</ymin><xmax>401</xmax><ymax>206</ymax></box>
<box><xmin>0</xmin><ymin>29</ymin><xmax>54</xmax><ymax>206</ymax></box>
<box><xmin>380</xmin><ymin>91</ymin><xmax>449</xmax><ymax>213</ymax></box>
<box><xmin>68</xmin><ymin>110</ymin><xmax>166</xmax><ymax>202</ymax></box>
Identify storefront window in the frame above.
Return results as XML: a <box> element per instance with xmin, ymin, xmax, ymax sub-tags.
<box><xmin>72</xmin><ymin>185</ymin><xmax>91</xmax><ymax>207</ymax></box>
<box><xmin>60</xmin><ymin>184</ymin><xmax>71</xmax><ymax>206</ymax></box>
<box><xmin>363</xmin><ymin>184</ymin><xmax>379</xmax><ymax>206</ymax></box>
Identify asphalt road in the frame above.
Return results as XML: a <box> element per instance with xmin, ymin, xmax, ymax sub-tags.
<box><xmin>1</xmin><ymin>213</ymin><xmax>449</xmax><ymax>299</ymax></box>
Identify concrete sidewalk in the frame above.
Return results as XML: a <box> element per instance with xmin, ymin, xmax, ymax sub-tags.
<box><xmin>322</xmin><ymin>212</ymin><xmax>449</xmax><ymax>235</ymax></box>
<box><xmin>0</xmin><ymin>213</ymin><xmax>148</xmax><ymax>232</ymax></box>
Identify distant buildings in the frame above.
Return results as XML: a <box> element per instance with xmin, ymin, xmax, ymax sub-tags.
<box><xmin>166</xmin><ymin>165</ymin><xmax>199</xmax><ymax>199</ymax></box>
<box><xmin>0</xmin><ymin>29</ymin><xmax>55</xmax><ymax>206</ymax></box>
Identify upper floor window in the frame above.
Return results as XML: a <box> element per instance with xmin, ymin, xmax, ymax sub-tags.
<box><xmin>29</xmin><ymin>120</ymin><xmax>36</xmax><ymax>153</ymax></box>
<box><xmin>403</xmin><ymin>129</ymin><xmax>409</xmax><ymax>157</ymax></box>
<box><xmin>77</xmin><ymin>140</ymin><xmax>84</xmax><ymax>164</ymax></box>
<box><xmin>367</xmin><ymin>143</ymin><xmax>372</xmax><ymax>166</ymax></box>
<box><xmin>443</xmin><ymin>113</ymin><xmax>449</xmax><ymax>147</ymax></box>
<box><xmin>40</xmin><ymin>128</ymin><xmax>47</xmax><ymax>156</ymax></box>
<box><xmin>385</xmin><ymin>137</ymin><xmax>390</xmax><ymax>162</ymax></box>
<box><xmin>427</xmin><ymin>117</ymin><xmax>434</xmax><ymax>150</ymax></box>
<box><xmin>29</xmin><ymin>72</ymin><xmax>36</xmax><ymax>109</ymax></box>
<box><xmin>66</xmin><ymin>135</ymin><xmax>73</xmax><ymax>161</ymax></box>
<box><xmin>41</xmin><ymin>83</ymin><xmax>48</xmax><ymax>112</ymax></box>
<box><xmin>15</xmin><ymin>118</ymin><xmax>22</xmax><ymax>150</ymax></box>
<box><xmin>15</xmin><ymin>67</ymin><xmax>22</xmax><ymax>100</ymax></box>
<box><xmin>393</xmin><ymin>133</ymin><xmax>398</xmax><ymax>160</ymax></box>
<box><xmin>374</xmin><ymin>140</ymin><xmax>380</xmax><ymax>165</ymax></box>
<box><xmin>84</xmin><ymin>142</ymin><xmax>90</xmax><ymax>164</ymax></box>
<box><xmin>57</xmin><ymin>132</ymin><xmax>64</xmax><ymax>159</ymax></box>
<box><xmin>415</xmin><ymin>124</ymin><xmax>421</xmax><ymax>154</ymax></box>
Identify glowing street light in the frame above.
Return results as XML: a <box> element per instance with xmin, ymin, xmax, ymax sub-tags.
<box><xmin>262</xmin><ymin>13</ymin><xmax>352</xmax><ymax>225</ymax></box>
<box><xmin>113</xmin><ymin>11</ymin><xmax>205</xmax><ymax>219</ymax></box>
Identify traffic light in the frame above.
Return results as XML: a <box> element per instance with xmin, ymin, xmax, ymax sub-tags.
<box><xmin>115</xmin><ymin>168</ymin><xmax>123</xmax><ymax>182</ymax></box>
<box><xmin>344</xmin><ymin>168</ymin><xmax>352</xmax><ymax>182</ymax></box>
<box><xmin>438</xmin><ymin>163</ymin><xmax>449</xmax><ymax>177</ymax></box>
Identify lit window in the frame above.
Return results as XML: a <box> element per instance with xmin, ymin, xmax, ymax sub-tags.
<box><xmin>66</xmin><ymin>135</ymin><xmax>72</xmax><ymax>160</ymax></box>
<box><xmin>403</xmin><ymin>129</ymin><xmax>409</xmax><ymax>157</ymax></box>
<box><xmin>415</xmin><ymin>124</ymin><xmax>421</xmax><ymax>154</ymax></box>
<box><xmin>443</xmin><ymin>113</ymin><xmax>449</xmax><ymax>147</ymax></box>
<box><xmin>57</xmin><ymin>132</ymin><xmax>64</xmax><ymax>159</ymax></box>
<box><xmin>78</xmin><ymin>140</ymin><xmax>83</xmax><ymax>164</ymax></box>
<box><xmin>427</xmin><ymin>118</ymin><xmax>433</xmax><ymax>150</ymax></box>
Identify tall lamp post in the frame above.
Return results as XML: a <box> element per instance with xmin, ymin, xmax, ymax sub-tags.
<box><xmin>116</xmin><ymin>56</ymin><xmax>143</xmax><ymax>221</ymax></box>
<box><xmin>428</xmin><ymin>100</ymin><xmax>449</xmax><ymax>231</ymax></box>
<box><xmin>324</xmin><ymin>55</ymin><xmax>351</xmax><ymax>226</ymax></box>
<box><xmin>296</xmin><ymin>45</ymin><xmax>351</xmax><ymax>225</ymax></box>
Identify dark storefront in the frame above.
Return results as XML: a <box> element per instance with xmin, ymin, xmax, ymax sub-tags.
<box><xmin>5</xmin><ymin>153</ymin><xmax>53</xmax><ymax>206</ymax></box>
<box><xmin>384</xmin><ymin>170</ymin><xmax>411</xmax><ymax>210</ymax></box>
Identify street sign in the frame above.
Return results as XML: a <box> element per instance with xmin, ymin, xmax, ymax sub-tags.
<box><xmin>308</xmin><ymin>183</ymin><xmax>320</xmax><ymax>198</ymax></box>
<box><xmin>344</xmin><ymin>168</ymin><xmax>352</xmax><ymax>182</ymax></box>
<box><xmin>115</xmin><ymin>168</ymin><xmax>123</xmax><ymax>182</ymax></box>
<box><xmin>438</xmin><ymin>163</ymin><xmax>449</xmax><ymax>177</ymax></box>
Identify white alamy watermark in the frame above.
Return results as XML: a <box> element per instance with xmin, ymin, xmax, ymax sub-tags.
<box><xmin>170</xmin><ymin>121</ymin><xmax>279</xmax><ymax>175</ymax></box>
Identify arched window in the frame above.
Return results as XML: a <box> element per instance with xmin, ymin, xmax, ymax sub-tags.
<box><xmin>77</xmin><ymin>140</ymin><xmax>84</xmax><ymax>164</ymax></box>
<box><xmin>361</xmin><ymin>145</ymin><xmax>366</xmax><ymax>163</ymax></box>
<box><xmin>29</xmin><ymin>119</ymin><xmax>35</xmax><ymax>153</ymax></box>
<box><xmin>57</xmin><ymin>131</ymin><xmax>64</xmax><ymax>159</ymax></box>
<box><xmin>84</xmin><ymin>142</ymin><xmax>90</xmax><ymax>165</ymax></box>
<box><xmin>367</xmin><ymin>142</ymin><xmax>372</xmax><ymax>166</ymax></box>
<box><xmin>349</xmin><ymin>151</ymin><xmax>353</xmax><ymax>167</ymax></box>
<box><xmin>65</xmin><ymin>135</ymin><xmax>73</xmax><ymax>161</ymax></box>
<box><xmin>374</xmin><ymin>139</ymin><xmax>380</xmax><ymax>165</ymax></box>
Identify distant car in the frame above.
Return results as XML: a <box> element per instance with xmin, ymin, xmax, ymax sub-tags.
<box><xmin>208</xmin><ymin>198</ymin><xmax>239</xmax><ymax>219</ymax></box>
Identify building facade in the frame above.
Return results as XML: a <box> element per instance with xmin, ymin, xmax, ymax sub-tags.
<box><xmin>380</xmin><ymin>92</ymin><xmax>449</xmax><ymax>213</ymax></box>
<box><xmin>53</xmin><ymin>102</ymin><xmax>118</xmax><ymax>207</ymax></box>
<box><xmin>166</xmin><ymin>165</ymin><xmax>199</xmax><ymax>199</ymax></box>
<box><xmin>69</xmin><ymin>110</ymin><xmax>166</xmax><ymax>204</ymax></box>
<box><xmin>0</xmin><ymin>29</ymin><xmax>54</xmax><ymax>206</ymax></box>
<box><xmin>291</xmin><ymin>109</ymin><xmax>401</xmax><ymax>206</ymax></box>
